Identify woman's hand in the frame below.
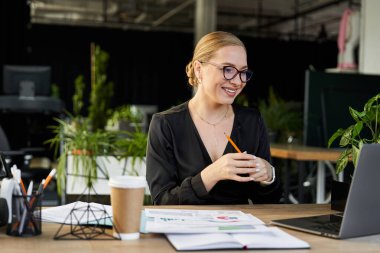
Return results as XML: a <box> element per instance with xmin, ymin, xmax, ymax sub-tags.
<box><xmin>247</xmin><ymin>156</ymin><xmax>273</xmax><ymax>184</ymax></box>
<box><xmin>200</xmin><ymin>153</ymin><xmax>273</xmax><ymax>192</ymax></box>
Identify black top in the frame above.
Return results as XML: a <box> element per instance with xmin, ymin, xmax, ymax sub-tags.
<box><xmin>146</xmin><ymin>101</ymin><xmax>282</xmax><ymax>205</ymax></box>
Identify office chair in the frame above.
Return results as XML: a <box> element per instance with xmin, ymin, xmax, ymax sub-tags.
<box><xmin>0</xmin><ymin>124</ymin><xmax>51</xmax><ymax>184</ymax></box>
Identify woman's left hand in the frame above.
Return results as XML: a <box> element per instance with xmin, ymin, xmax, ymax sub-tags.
<box><xmin>248</xmin><ymin>156</ymin><xmax>273</xmax><ymax>183</ymax></box>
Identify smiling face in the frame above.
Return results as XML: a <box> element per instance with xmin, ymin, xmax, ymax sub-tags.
<box><xmin>196</xmin><ymin>45</ymin><xmax>248</xmax><ymax>106</ymax></box>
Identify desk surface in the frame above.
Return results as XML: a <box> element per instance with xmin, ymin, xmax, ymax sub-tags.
<box><xmin>1</xmin><ymin>204</ymin><xmax>380</xmax><ymax>252</ymax></box>
<box><xmin>270</xmin><ymin>144</ymin><xmax>342</xmax><ymax>161</ymax></box>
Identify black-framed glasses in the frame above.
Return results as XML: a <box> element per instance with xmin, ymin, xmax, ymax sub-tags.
<box><xmin>201</xmin><ymin>61</ymin><xmax>253</xmax><ymax>83</ymax></box>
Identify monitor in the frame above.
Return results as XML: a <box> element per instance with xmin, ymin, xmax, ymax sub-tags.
<box><xmin>303</xmin><ymin>70</ymin><xmax>380</xmax><ymax>147</ymax></box>
<box><xmin>2</xmin><ymin>65</ymin><xmax>51</xmax><ymax>97</ymax></box>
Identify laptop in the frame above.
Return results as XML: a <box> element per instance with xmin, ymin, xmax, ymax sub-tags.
<box><xmin>271</xmin><ymin>144</ymin><xmax>380</xmax><ymax>239</ymax></box>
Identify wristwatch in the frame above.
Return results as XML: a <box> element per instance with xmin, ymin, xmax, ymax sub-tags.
<box><xmin>260</xmin><ymin>166</ymin><xmax>276</xmax><ymax>185</ymax></box>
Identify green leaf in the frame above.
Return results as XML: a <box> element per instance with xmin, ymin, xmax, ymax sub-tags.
<box><xmin>339</xmin><ymin>126</ymin><xmax>354</xmax><ymax>147</ymax></box>
<box><xmin>364</xmin><ymin>105</ymin><xmax>378</xmax><ymax>122</ymax></box>
<box><xmin>349</xmin><ymin>107</ymin><xmax>364</xmax><ymax>122</ymax></box>
<box><xmin>335</xmin><ymin>149</ymin><xmax>351</xmax><ymax>174</ymax></box>
<box><xmin>358</xmin><ymin>140</ymin><xmax>364</xmax><ymax>150</ymax></box>
<box><xmin>328</xmin><ymin>128</ymin><xmax>345</xmax><ymax>147</ymax></box>
<box><xmin>351</xmin><ymin>121</ymin><xmax>363</xmax><ymax>139</ymax></box>
<box><xmin>364</xmin><ymin>93</ymin><xmax>380</xmax><ymax>112</ymax></box>
<box><xmin>336</xmin><ymin>155</ymin><xmax>348</xmax><ymax>174</ymax></box>
<box><xmin>352</xmin><ymin>145</ymin><xmax>360</xmax><ymax>168</ymax></box>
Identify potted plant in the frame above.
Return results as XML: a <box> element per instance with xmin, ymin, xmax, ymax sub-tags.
<box><xmin>328</xmin><ymin>92</ymin><xmax>380</xmax><ymax>173</ymax></box>
<box><xmin>46</xmin><ymin>43</ymin><xmax>148</xmax><ymax>199</ymax></box>
<box><xmin>328</xmin><ymin>92</ymin><xmax>380</xmax><ymax>210</ymax></box>
<box><xmin>258</xmin><ymin>86</ymin><xmax>303</xmax><ymax>143</ymax></box>
<box><xmin>107</xmin><ymin>105</ymin><xmax>144</xmax><ymax>132</ymax></box>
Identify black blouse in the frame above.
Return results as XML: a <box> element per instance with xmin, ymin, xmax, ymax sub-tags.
<box><xmin>146</xmin><ymin>101</ymin><xmax>282</xmax><ymax>205</ymax></box>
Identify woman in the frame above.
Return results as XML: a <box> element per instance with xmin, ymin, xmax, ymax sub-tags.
<box><xmin>146</xmin><ymin>31</ymin><xmax>282</xmax><ymax>205</ymax></box>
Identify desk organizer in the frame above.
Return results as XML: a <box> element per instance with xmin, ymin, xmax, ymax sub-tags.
<box><xmin>7</xmin><ymin>193</ymin><xmax>42</xmax><ymax>237</ymax></box>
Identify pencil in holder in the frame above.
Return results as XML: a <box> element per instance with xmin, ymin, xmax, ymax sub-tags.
<box><xmin>6</xmin><ymin>193</ymin><xmax>42</xmax><ymax>237</ymax></box>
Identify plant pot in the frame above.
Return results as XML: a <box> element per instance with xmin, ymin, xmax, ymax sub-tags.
<box><xmin>331</xmin><ymin>180</ymin><xmax>351</xmax><ymax>212</ymax></box>
<box><xmin>71</xmin><ymin>149</ymin><xmax>93</xmax><ymax>156</ymax></box>
<box><xmin>65</xmin><ymin>155</ymin><xmax>149</xmax><ymax>204</ymax></box>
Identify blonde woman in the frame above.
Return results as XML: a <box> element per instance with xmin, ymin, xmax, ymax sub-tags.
<box><xmin>146</xmin><ymin>31</ymin><xmax>282</xmax><ymax>205</ymax></box>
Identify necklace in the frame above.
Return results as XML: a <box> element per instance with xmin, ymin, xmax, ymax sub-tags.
<box><xmin>194</xmin><ymin>105</ymin><xmax>229</xmax><ymax>127</ymax></box>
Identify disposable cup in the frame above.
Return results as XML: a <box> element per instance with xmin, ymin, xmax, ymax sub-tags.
<box><xmin>109</xmin><ymin>175</ymin><xmax>146</xmax><ymax>240</ymax></box>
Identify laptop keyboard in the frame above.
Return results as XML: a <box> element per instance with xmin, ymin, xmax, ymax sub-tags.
<box><xmin>311</xmin><ymin>214</ymin><xmax>343</xmax><ymax>234</ymax></box>
<box><xmin>313</xmin><ymin>222</ymin><xmax>341</xmax><ymax>233</ymax></box>
<box><xmin>272</xmin><ymin>213</ymin><xmax>344</xmax><ymax>236</ymax></box>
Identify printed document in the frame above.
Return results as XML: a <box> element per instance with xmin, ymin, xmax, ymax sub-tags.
<box><xmin>141</xmin><ymin>208</ymin><xmax>310</xmax><ymax>250</ymax></box>
<box><xmin>141</xmin><ymin>208</ymin><xmax>266</xmax><ymax>233</ymax></box>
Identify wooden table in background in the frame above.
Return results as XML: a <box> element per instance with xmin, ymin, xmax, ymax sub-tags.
<box><xmin>1</xmin><ymin>204</ymin><xmax>380</xmax><ymax>253</ymax></box>
<box><xmin>270</xmin><ymin>144</ymin><xmax>343</xmax><ymax>204</ymax></box>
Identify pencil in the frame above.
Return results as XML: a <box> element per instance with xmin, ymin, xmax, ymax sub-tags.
<box><xmin>224</xmin><ymin>133</ymin><xmax>242</xmax><ymax>153</ymax></box>
<box><xmin>29</xmin><ymin>179</ymin><xmax>45</xmax><ymax>209</ymax></box>
<box><xmin>20</xmin><ymin>179</ymin><xmax>27</xmax><ymax>196</ymax></box>
<box><xmin>38</xmin><ymin>179</ymin><xmax>45</xmax><ymax>194</ymax></box>
<box><xmin>43</xmin><ymin>168</ymin><xmax>56</xmax><ymax>190</ymax></box>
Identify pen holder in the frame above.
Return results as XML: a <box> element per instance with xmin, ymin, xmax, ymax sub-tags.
<box><xmin>6</xmin><ymin>193</ymin><xmax>42</xmax><ymax>237</ymax></box>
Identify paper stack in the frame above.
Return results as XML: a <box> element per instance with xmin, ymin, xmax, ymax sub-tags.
<box><xmin>141</xmin><ymin>208</ymin><xmax>310</xmax><ymax>250</ymax></box>
<box><xmin>40</xmin><ymin>201</ymin><xmax>113</xmax><ymax>225</ymax></box>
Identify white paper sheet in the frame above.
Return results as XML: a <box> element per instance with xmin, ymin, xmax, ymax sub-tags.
<box><xmin>40</xmin><ymin>201</ymin><xmax>112</xmax><ymax>225</ymax></box>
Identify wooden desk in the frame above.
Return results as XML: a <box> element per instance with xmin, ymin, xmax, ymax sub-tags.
<box><xmin>270</xmin><ymin>144</ymin><xmax>343</xmax><ymax>204</ymax></box>
<box><xmin>1</xmin><ymin>204</ymin><xmax>380</xmax><ymax>252</ymax></box>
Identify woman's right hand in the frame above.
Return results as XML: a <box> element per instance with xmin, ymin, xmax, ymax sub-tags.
<box><xmin>200</xmin><ymin>152</ymin><xmax>258</xmax><ymax>192</ymax></box>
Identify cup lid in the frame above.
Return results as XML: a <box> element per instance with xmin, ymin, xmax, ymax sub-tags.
<box><xmin>109</xmin><ymin>175</ymin><xmax>147</xmax><ymax>188</ymax></box>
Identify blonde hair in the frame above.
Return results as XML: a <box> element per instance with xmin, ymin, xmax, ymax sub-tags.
<box><xmin>185</xmin><ymin>31</ymin><xmax>246</xmax><ymax>88</ymax></box>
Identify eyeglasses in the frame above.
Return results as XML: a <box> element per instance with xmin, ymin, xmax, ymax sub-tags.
<box><xmin>200</xmin><ymin>61</ymin><xmax>253</xmax><ymax>83</ymax></box>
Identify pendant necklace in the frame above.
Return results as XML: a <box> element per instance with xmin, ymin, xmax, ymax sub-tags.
<box><xmin>194</xmin><ymin>105</ymin><xmax>229</xmax><ymax>127</ymax></box>
<box><xmin>193</xmin><ymin>105</ymin><xmax>229</xmax><ymax>161</ymax></box>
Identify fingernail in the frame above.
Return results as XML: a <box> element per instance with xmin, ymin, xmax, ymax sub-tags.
<box><xmin>255</xmin><ymin>168</ymin><xmax>260</xmax><ymax>172</ymax></box>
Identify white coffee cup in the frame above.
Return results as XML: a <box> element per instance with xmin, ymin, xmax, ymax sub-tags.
<box><xmin>109</xmin><ymin>175</ymin><xmax>146</xmax><ymax>240</ymax></box>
